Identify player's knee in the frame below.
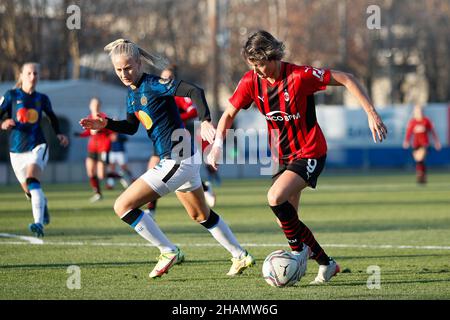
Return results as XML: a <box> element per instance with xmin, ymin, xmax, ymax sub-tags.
<box><xmin>113</xmin><ymin>198</ymin><xmax>129</xmax><ymax>217</ymax></box>
<box><xmin>267</xmin><ymin>188</ymin><xmax>287</xmax><ymax>206</ymax></box>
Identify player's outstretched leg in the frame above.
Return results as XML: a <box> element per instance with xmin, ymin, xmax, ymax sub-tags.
<box><xmin>270</xmin><ymin>201</ymin><xmax>340</xmax><ymax>284</ymax></box>
<box><xmin>120</xmin><ymin>208</ymin><xmax>183</xmax><ymax>278</ymax></box>
<box><xmin>200</xmin><ymin>209</ymin><xmax>255</xmax><ymax>276</ymax></box>
<box><xmin>26</xmin><ymin>178</ymin><xmax>46</xmax><ymax>237</ymax></box>
<box><xmin>177</xmin><ymin>188</ymin><xmax>255</xmax><ymax>276</ymax></box>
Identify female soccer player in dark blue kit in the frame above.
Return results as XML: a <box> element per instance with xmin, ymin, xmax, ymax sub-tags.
<box><xmin>0</xmin><ymin>62</ymin><xmax>69</xmax><ymax>237</ymax></box>
<box><xmin>80</xmin><ymin>39</ymin><xmax>254</xmax><ymax>279</ymax></box>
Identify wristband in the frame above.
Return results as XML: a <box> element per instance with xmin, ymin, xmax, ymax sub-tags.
<box><xmin>213</xmin><ymin>137</ymin><xmax>223</xmax><ymax>148</ymax></box>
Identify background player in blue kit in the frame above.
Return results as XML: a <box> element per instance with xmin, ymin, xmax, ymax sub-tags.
<box><xmin>0</xmin><ymin>62</ymin><xmax>69</xmax><ymax>237</ymax></box>
<box><xmin>80</xmin><ymin>39</ymin><xmax>254</xmax><ymax>279</ymax></box>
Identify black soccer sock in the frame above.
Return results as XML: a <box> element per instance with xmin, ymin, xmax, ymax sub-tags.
<box><xmin>89</xmin><ymin>176</ymin><xmax>101</xmax><ymax>194</ymax></box>
<box><xmin>121</xmin><ymin>208</ymin><xmax>144</xmax><ymax>227</ymax></box>
<box><xmin>200</xmin><ymin>209</ymin><xmax>220</xmax><ymax>229</ymax></box>
<box><xmin>270</xmin><ymin>201</ymin><xmax>330</xmax><ymax>265</ymax></box>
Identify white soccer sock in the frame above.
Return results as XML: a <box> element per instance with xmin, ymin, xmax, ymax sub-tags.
<box><xmin>132</xmin><ymin>211</ymin><xmax>177</xmax><ymax>254</ymax></box>
<box><xmin>206</xmin><ymin>217</ymin><xmax>245</xmax><ymax>259</ymax></box>
<box><xmin>29</xmin><ymin>188</ymin><xmax>45</xmax><ymax>225</ymax></box>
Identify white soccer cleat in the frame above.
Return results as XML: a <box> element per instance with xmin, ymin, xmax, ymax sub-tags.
<box><xmin>292</xmin><ymin>244</ymin><xmax>311</xmax><ymax>279</ymax></box>
<box><xmin>309</xmin><ymin>258</ymin><xmax>340</xmax><ymax>284</ymax></box>
<box><xmin>227</xmin><ymin>251</ymin><xmax>255</xmax><ymax>276</ymax></box>
<box><xmin>149</xmin><ymin>247</ymin><xmax>185</xmax><ymax>279</ymax></box>
<box><xmin>89</xmin><ymin>193</ymin><xmax>103</xmax><ymax>203</ymax></box>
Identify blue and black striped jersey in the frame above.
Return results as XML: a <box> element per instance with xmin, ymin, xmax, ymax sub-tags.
<box><xmin>126</xmin><ymin>73</ymin><xmax>194</xmax><ymax>159</ymax></box>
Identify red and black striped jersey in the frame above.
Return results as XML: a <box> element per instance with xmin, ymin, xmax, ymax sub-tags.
<box><xmin>229</xmin><ymin>62</ymin><xmax>331</xmax><ymax>163</ymax></box>
<box><xmin>404</xmin><ymin>117</ymin><xmax>434</xmax><ymax>148</ymax></box>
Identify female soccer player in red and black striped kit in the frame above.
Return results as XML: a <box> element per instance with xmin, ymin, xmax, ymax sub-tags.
<box><xmin>208</xmin><ymin>30</ymin><xmax>388</xmax><ymax>284</ymax></box>
<box><xmin>403</xmin><ymin>105</ymin><xmax>441</xmax><ymax>184</ymax></box>
<box><xmin>75</xmin><ymin>97</ymin><xmax>113</xmax><ymax>202</ymax></box>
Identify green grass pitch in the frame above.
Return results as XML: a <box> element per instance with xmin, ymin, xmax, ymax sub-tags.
<box><xmin>0</xmin><ymin>171</ymin><xmax>449</xmax><ymax>300</ymax></box>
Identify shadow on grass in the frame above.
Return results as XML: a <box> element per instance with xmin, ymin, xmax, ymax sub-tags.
<box><xmin>321</xmin><ymin>278</ymin><xmax>450</xmax><ymax>287</ymax></box>
<box><xmin>337</xmin><ymin>253</ymin><xmax>450</xmax><ymax>260</ymax></box>
<box><xmin>0</xmin><ymin>258</ymin><xmax>232</xmax><ymax>270</ymax></box>
<box><xmin>3</xmin><ymin>218</ymin><xmax>450</xmax><ymax>238</ymax></box>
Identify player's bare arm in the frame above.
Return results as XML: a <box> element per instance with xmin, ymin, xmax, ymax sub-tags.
<box><xmin>207</xmin><ymin>103</ymin><xmax>240</xmax><ymax>170</ymax></box>
<box><xmin>200</xmin><ymin>120</ymin><xmax>216</xmax><ymax>144</ymax></box>
<box><xmin>329</xmin><ymin>70</ymin><xmax>388</xmax><ymax>143</ymax></box>
<box><xmin>79</xmin><ymin>114</ymin><xmax>108</xmax><ymax>130</ymax></box>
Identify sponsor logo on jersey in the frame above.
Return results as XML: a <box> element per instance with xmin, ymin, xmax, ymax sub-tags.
<box><xmin>414</xmin><ymin>125</ymin><xmax>426</xmax><ymax>133</ymax></box>
<box><xmin>27</xmin><ymin>109</ymin><xmax>39</xmax><ymax>123</ymax></box>
<box><xmin>258</xmin><ymin>95</ymin><xmax>265</xmax><ymax>102</ymax></box>
<box><xmin>283</xmin><ymin>90</ymin><xmax>290</xmax><ymax>102</ymax></box>
<box><xmin>265</xmin><ymin>111</ymin><xmax>301</xmax><ymax>122</ymax></box>
<box><xmin>140</xmin><ymin>95</ymin><xmax>148</xmax><ymax>106</ymax></box>
<box><xmin>135</xmin><ymin>110</ymin><xmax>153</xmax><ymax>130</ymax></box>
<box><xmin>16</xmin><ymin>108</ymin><xmax>39</xmax><ymax>124</ymax></box>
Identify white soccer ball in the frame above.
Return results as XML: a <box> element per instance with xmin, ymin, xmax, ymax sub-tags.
<box><xmin>262</xmin><ymin>249</ymin><xmax>304</xmax><ymax>287</ymax></box>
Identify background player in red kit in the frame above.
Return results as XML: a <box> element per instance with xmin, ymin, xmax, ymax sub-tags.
<box><xmin>403</xmin><ymin>105</ymin><xmax>441</xmax><ymax>184</ymax></box>
<box><xmin>75</xmin><ymin>97</ymin><xmax>113</xmax><ymax>202</ymax></box>
<box><xmin>208</xmin><ymin>30</ymin><xmax>388</xmax><ymax>284</ymax></box>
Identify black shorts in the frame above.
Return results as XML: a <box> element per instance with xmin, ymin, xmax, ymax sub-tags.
<box><xmin>87</xmin><ymin>151</ymin><xmax>109</xmax><ymax>163</ymax></box>
<box><xmin>272</xmin><ymin>155</ymin><xmax>326</xmax><ymax>189</ymax></box>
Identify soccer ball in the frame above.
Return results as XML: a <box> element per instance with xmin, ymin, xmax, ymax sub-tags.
<box><xmin>262</xmin><ymin>250</ymin><xmax>304</xmax><ymax>287</ymax></box>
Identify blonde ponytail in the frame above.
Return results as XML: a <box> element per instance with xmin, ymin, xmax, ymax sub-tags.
<box><xmin>15</xmin><ymin>79</ymin><xmax>22</xmax><ymax>89</ymax></box>
<box><xmin>104</xmin><ymin>39</ymin><xmax>168</xmax><ymax>71</ymax></box>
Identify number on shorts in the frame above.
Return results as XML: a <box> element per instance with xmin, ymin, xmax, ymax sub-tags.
<box><xmin>306</xmin><ymin>159</ymin><xmax>317</xmax><ymax>174</ymax></box>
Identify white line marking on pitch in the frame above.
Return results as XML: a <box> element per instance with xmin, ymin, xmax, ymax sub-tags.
<box><xmin>0</xmin><ymin>235</ymin><xmax>449</xmax><ymax>250</ymax></box>
<box><xmin>0</xmin><ymin>233</ymin><xmax>43</xmax><ymax>244</ymax></box>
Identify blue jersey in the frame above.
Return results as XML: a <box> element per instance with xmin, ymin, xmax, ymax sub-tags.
<box><xmin>126</xmin><ymin>73</ymin><xmax>194</xmax><ymax>159</ymax></box>
<box><xmin>111</xmin><ymin>134</ymin><xmax>127</xmax><ymax>152</ymax></box>
<box><xmin>0</xmin><ymin>88</ymin><xmax>56</xmax><ymax>153</ymax></box>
